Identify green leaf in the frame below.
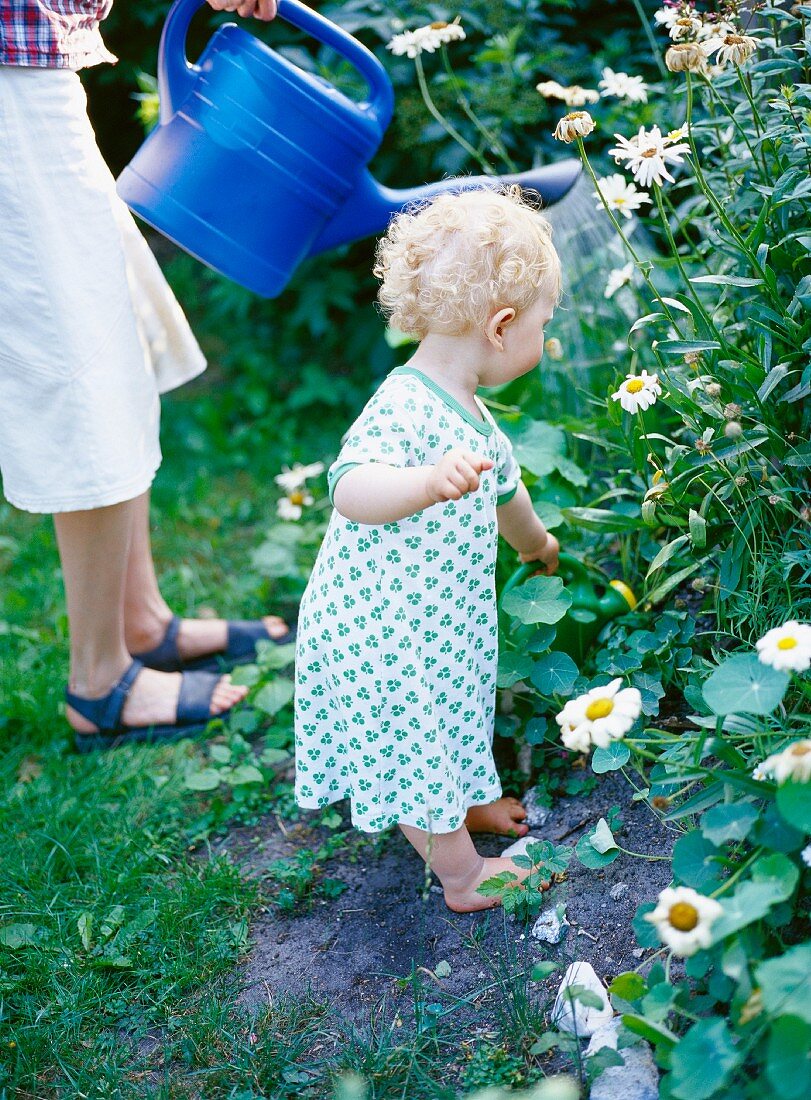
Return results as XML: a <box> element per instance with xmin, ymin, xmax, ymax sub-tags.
<box><xmin>751</xmin><ymin>852</ymin><xmax>800</xmax><ymax>902</ymax></box>
<box><xmin>183</xmin><ymin>768</ymin><xmax>222</xmax><ymax>792</ymax></box>
<box><xmin>497</xmin><ymin>651</ymin><xmax>534</xmax><ymax>688</ymax></box>
<box><xmin>689</xmin><ymin>274</ymin><xmax>763</xmax><ymax>287</ymax></box>
<box><xmin>776</xmin><ymin>781</ymin><xmax>811</xmax><ymax>832</ymax></box>
<box><xmin>531</xmin><ymin>961</ymin><xmax>560</xmax><ymax>982</ymax></box>
<box><xmin>260</xmin><ymin>746</ymin><xmax>291</xmax><ymax>766</ymax></box>
<box><xmin>672</xmin><ymin>830</ymin><xmax>722</xmax><ymax>891</ymax></box>
<box><xmin>502</xmin><ymin>575</ymin><xmax>572</xmax><ymax>625</ymax></box>
<box><xmin>0</xmin><ymin>923</ymin><xmax>38</xmax><ymax>948</ymax></box>
<box><xmin>529</xmin><ymin>650</ymin><xmax>579</xmax><ymax>696</ymax></box>
<box><xmin>669</xmin><ymin>1018</ymin><xmax>742</xmax><ymax>1100</ymax></box>
<box><xmin>254</xmin><ymin>678</ymin><xmax>295</xmax><ymax>716</ymax></box>
<box><xmin>688</xmin><ymin>509</ymin><xmax>707</xmax><ymax>549</ymax></box>
<box><xmin>590</xmin><ymin>818</ymin><xmax>618</xmax><ymax>854</ymax></box>
<box><xmin>701</xmin><ymin>802</ymin><xmax>760</xmax><ymax>846</ymax></box>
<box><xmin>77</xmin><ymin>912</ymin><xmax>93</xmax><ymax>951</ymax></box>
<box><xmin>655</xmin><ymin>339</ymin><xmax>721</xmax><ymax>354</ymax></box>
<box><xmin>476</xmin><ymin>871</ymin><xmax>519</xmax><ymax>896</ymax></box>
<box><xmin>563</xmin><ymin>506</ymin><xmax>641</xmax><ymax>532</ymax></box>
<box><xmin>226</xmin><ymin>764</ymin><xmax>265</xmax><ymax>787</ymax></box>
<box><xmin>711</xmin><ymin>858</ymin><xmax>798</xmax><ymax>942</ymax></box>
<box><xmin>209</xmin><ymin>743</ymin><xmax>232</xmax><ymax>764</ymax></box>
<box><xmin>766</xmin><ymin>1017</ymin><xmax>811</xmax><ymax>1097</ymax></box>
<box><xmin>609</xmin><ymin>972</ymin><xmax>646</xmax><ymax>1003</ymax></box>
<box><xmin>592</xmin><ymin>742</ymin><xmax>630</xmax><ymax>774</ymax></box>
<box><xmin>632</xmin><ymin>903</ymin><xmax>661</xmax><ymax>949</ymax></box>
<box><xmin>702</xmin><ymin>653</ymin><xmax>790</xmax><ymax>715</ymax></box>
<box><xmin>757</xmin><ymin>943</ymin><xmax>811</xmax><ymax>1024</ymax></box>
<box><xmin>621</xmin><ymin>1013</ymin><xmax>677</xmax><ymax>1047</ymax></box>
<box><xmin>576</xmin><ymin>828</ymin><xmax>620</xmax><ymax>869</ymax></box>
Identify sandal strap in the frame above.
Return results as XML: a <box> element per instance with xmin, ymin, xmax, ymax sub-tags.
<box><xmin>65</xmin><ymin>659</ymin><xmax>144</xmax><ymax>732</ymax></box>
<box><xmin>132</xmin><ymin>615</ymin><xmax>182</xmax><ymax>672</ymax></box>
<box><xmin>225</xmin><ymin>620</ymin><xmax>296</xmax><ymax>662</ymax></box>
<box><xmin>176</xmin><ymin>670</ymin><xmax>221</xmax><ymax>724</ymax></box>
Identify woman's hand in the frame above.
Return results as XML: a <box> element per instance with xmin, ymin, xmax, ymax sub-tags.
<box><xmin>519</xmin><ymin>532</ymin><xmax>560</xmax><ymax>575</ymax></box>
<box><xmin>205</xmin><ymin>0</ymin><xmax>278</xmax><ymax>21</ymax></box>
<box><xmin>426</xmin><ymin>449</ymin><xmax>494</xmax><ymax>504</ymax></box>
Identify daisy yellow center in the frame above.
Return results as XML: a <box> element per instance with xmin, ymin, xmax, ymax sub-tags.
<box><xmin>777</xmin><ymin>637</ymin><xmax>797</xmax><ymax>650</ymax></box>
<box><xmin>668</xmin><ymin>902</ymin><xmax>699</xmax><ymax>931</ymax></box>
<box><xmin>626</xmin><ymin>379</ymin><xmax>645</xmax><ymax>393</ymax></box>
<box><xmin>725</xmin><ymin>35</ymin><xmax>743</xmax><ymax>45</ymax></box>
<box><xmin>585</xmin><ymin>698</ymin><xmax>614</xmax><ymax>720</ymax></box>
<box><xmin>289</xmin><ymin>491</ymin><xmax>305</xmax><ymax>506</ymax></box>
<box><xmin>614</xmin><ymin>197</ymin><xmax>627</xmax><ymax>205</ymax></box>
<box><xmin>430</xmin><ymin>21</ymin><xmax>449</xmax><ymax>29</ymax></box>
<box><xmin>641</xmin><ymin>148</ymin><xmax>658</xmax><ymax>159</ymax></box>
<box><xmin>790</xmin><ymin>744</ymin><xmax>811</xmax><ymax>758</ymax></box>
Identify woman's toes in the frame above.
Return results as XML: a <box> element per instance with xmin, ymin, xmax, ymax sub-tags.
<box><xmin>263</xmin><ymin>614</ymin><xmax>291</xmax><ymax>639</ymax></box>
<box><xmin>210</xmin><ymin>677</ymin><xmax>248</xmax><ymax>714</ymax></box>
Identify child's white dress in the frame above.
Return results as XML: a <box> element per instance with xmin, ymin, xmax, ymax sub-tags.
<box><xmin>295</xmin><ymin>366</ymin><xmax>521</xmax><ymax>833</ymax></box>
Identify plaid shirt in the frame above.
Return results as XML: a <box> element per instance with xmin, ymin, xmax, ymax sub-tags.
<box><xmin>0</xmin><ymin>1</ymin><xmax>117</xmax><ymax>70</ymax></box>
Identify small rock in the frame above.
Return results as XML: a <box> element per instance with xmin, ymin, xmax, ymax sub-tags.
<box><xmin>531</xmin><ymin>905</ymin><xmax>569</xmax><ymax>944</ymax></box>
<box><xmin>610</xmin><ymin>883</ymin><xmax>629</xmax><ymax>901</ymax></box>
<box><xmin>521</xmin><ymin>788</ymin><xmax>552</xmax><ymax>830</ymax></box>
<box><xmin>589</xmin><ymin>1043</ymin><xmax>659</xmax><ymax>1100</ymax></box>
<box><xmin>502</xmin><ymin>834</ymin><xmax>542</xmax><ymax>859</ymax></box>
<box><xmin>586</xmin><ymin>1018</ymin><xmax>621</xmax><ymax>1056</ymax></box>
<box><xmin>552</xmin><ymin>961</ymin><xmax>614</xmax><ymax>1037</ymax></box>
<box><xmin>632</xmin><ymin>947</ymin><xmax>645</xmax><ymax>958</ymax></box>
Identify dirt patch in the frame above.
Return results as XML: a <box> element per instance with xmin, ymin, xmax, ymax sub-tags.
<box><xmin>226</xmin><ymin>771</ymin><xmax>677</xmax><ymax>1034</ymax></box>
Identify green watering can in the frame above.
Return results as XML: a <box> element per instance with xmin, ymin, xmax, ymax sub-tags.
<box><xmin>500</xmin><ymin>552</ymin><xmax>637</xmax><ymax>665</ymax></box>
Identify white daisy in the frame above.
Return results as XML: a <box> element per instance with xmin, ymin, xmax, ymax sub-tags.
<box><xmin>387</xmin><ymin>21</ymin><xmax>465</xmax><ymax>59</ymax></box>
<box><xmin>611</xmin><ymin>370</ymin><xmax>662</xmax><ymax>413</ymax></box>
<box><xmin>536</xmin><ymin>80</ymin><xmax>568</xmax><ymax>100</ymax></box>
<box><xmin>536</xmin><ymin>81</ymin><xmax>598</xmax><ymax>106</ymax></box>
<box><xmin>604</xmin><ymin>262</ymin><xmax>635</xmax><ymax>299</ymax></box>
<box><xmin>653</xmin><ymin>7</ymin><xmax>681</xmax><ymax>32</ymax></box>
<box><xmin>274</xmin><ymin>462</ymin><xmax>325</xmax><ymax>494</ymax></box>
<box><xmin>644</xmin><ymin>886</ymin><xmax>723</xmax><ymax>957</ymax></box>
<box><xmin>276</xmin><ymin>495</ymin><xmax>307</xmax><ymax>521</ymax></box>
<box><xmin>598</xmin><ymin>68</ymin><xmax>648</xmax><ymax>103</ymax></box>
<box><xmin>669</xmin><ymin>15</ymin><xmax>702</xmax><ymax>42</ymax></box>
<box><xmin>555</xmin><ymin>678</ymin><xmax>642</xmax><ymax>752</ymax></box>
<box><xmin>609</xmin><ymin>125</ymin><xmax>690</xmax><ymax>188</ymax></box>
<box><xmin>593</xmin><ymin>173</ymin><xmax>651</xmax><ymax>219</ymax></box>
<box><xmin>553</xmin><ymin>111</ymin><xmax>595</xmax><ymax>143</ymax></box>
<box><xmin>756</xmin><ymin>621</ymin><xmax>811</xmax><ymax>673</ymax></box>
<box><xmin>702</xmin><ymin>32</ymin><xmax>758</xmax><ymax>65</ymax></box>
<box><xmin>758</xmin><ymin>740</ymin><xmax>811</xmax><ymax>785</ymax></box>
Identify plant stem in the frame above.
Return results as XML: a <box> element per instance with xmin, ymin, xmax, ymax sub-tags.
<box><xmin>414</xmin><ymin>55</ymin><xmax>494</xmax><ymax>174</ymax></box>
<box><xmin>654</xmin><ymin>185</ymin><xmax>721</xmax><ymax>340</ymax></box>
<box><xmin>439</xmin><ymin>48</ymin><xmax>519</xmax><ymax>173</ymax></box>
<box><xmin>629</xmin><ymin>0</ymin><xmax>669</xmax><ymax>79</ymax></box>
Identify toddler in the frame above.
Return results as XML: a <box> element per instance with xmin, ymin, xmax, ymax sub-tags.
<box><xmin>295</xmin><ymin>187</ymin><xmax>561</xmax><ymax>912</ymax></box>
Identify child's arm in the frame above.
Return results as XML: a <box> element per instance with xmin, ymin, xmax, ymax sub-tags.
<box><xmin>333</xmin><ymin>449</ymin><xmax>494</xmax><ymax>525</ymax></box>
<box><xmin>497</xmin><ymin>481</ymin><xmax>560</xmax><ymax>573</ymax></box>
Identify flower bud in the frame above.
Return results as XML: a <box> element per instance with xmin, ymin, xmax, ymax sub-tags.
<box><xmin>705</xmin><ymin>382</ymin><xmax>721</xmax><ymax>397</ymax></box>
<box><xmin>723</xmin><ymin>402</ymin><xmax>742</xmax><ymax>419</ymax></box>
<box><xmin>724</xmin><ymin>420</ymin><xmax>743</xmax><ymax>439</ymax></box>
<box><xmin>554</xmin><ymin>111</ymin><xmax>596</xmax><ymax>143</ymax></box>
<box><xmin>665</xmin><ymin>43</ymin><xmax>707</xmax><ymax>73</ymax></box>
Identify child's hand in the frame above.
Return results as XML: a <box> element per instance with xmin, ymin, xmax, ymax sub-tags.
<box><xmin>426</xmin><ymin>449</ymin><xmax>494</xmax><ymax>504</ymax></box>
<box><xmin>519</xmin><ymin>532</ymin><xmax>560</xmax><ymax>575</ymax></box>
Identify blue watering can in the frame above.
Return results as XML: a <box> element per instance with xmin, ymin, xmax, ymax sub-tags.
<box><xmin>117</xmin><ymin>0</ymin><xmax>581</xmax><ymax>298</ymax></box>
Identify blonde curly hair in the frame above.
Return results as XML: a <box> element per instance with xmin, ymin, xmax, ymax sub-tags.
<box><xmin>374</xmin><ymin>186</ymin><xmax>562</xmax><ymax>339</ymax></box>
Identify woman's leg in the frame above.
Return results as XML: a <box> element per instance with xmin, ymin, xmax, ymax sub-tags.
<box><xmin>399</xmin><ymin>822</ymin><xmax>543</xmax><ymax>913</ymax></box>
<box><xmin>122</xmin><ymin>490</ymin><xmax>289</xmax><ymax>660</ymax></box>
<box><xmin>55</xmin><ymin>496</ymin><xmax>245</xmax><ymax>733</ymax></box>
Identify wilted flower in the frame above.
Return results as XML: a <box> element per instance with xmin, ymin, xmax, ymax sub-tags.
<box><xmin>604</xmin><ymin>262</ymin><xmax>635</xmax><ymax>299</ymax></box>
<box><xmin>598</xmin><ymin>67</ymin><xmax>648</xmax><ymax>103</ymax></box>
<box><xmin>645</xmin><ymin>886</ymin><xmax>723</xmax><ymax>956</ymax></box>
<box><xmin>544</xmin><ymin>336</ymin><xmax>564</xmax><ymax>360</ymax></box>
<box><xmin>666</xmin><ymin>42</ymin><xmax>708</xmax><ymax>72</ymax></box>
<box><xmin>705</xmin><ymin>33</ymin><xmax>758</xmax><ymax>66</ymax></box>
<box><xmin>593</xmin><ymin>174</ymin><xmax>651</xmax><ymax>219</ymax></box>
<box><xmin>387</xmin><ymin>20</ymin><xmax>465</xmax><ymax>58</ymax></box>
<box><xmin>612</xmin><ymin>370</ymin><xmax>662</xmax><ymax>413</ymax></box>
<box><xmin>553</xmin><ymin>111</ymin><xmax>595</xmax><ymax>143</ymax></box>
<box><xmin>756</xmin><ymin>621</ymin><xmax>811</xmax><ymax>673</ymax></box>
<box><xmin>757</xmin><ymin>740</ymin><xmax>811</xmax><ymax>785</ymax></box>
<box><xmin>555</xmin><ymin>678</ymin><xmax>642</xmax><ymax>753</ymax></box>
<box><xmin>669</xmin><ymin>15</ymin><xmax>703</xmax><ymax>41</ymax></box>
<box><xmin>536</xmin><ymin>80</ymin><xmax>599</xmax><ymax>106</ymax></box>
<box><xmin>274</xmin><ymin>462</ymin><xmax>325</xmax><ymax>494</ymax></box>
<box><xmin>609</xmin><ymin>125</ymin><xmax>691</xmax><ymax>188</ymax></box>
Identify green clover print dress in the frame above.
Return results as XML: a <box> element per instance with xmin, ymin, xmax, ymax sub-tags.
<box><xmin>294</xmin><ymin>367</ymin><xmax>521</xmax><ymax>834</ymax></box>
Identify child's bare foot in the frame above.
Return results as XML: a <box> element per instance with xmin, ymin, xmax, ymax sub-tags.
<box><xmin>465</xmin><ymin>797</ymin><xmax>529</xmax><ymax>838</ymax></box>
<box><xmin>443</xmin><ymin>854</ymin><xmax>549</xmax><ymax>914</ymax></box>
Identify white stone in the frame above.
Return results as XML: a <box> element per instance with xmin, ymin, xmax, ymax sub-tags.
<box><xmin>502</xmin><ymin>834</ymin><xmax>543</xmax><ymax>859</ymax></box>
<box><xmin>552</xmin><ymin>961</ymin><xmax>614</xmax><ymax>1037</ymax></box>
<box><xmin>521</xmin><ymin>788</ymin><xmax>552</xmax><ymax>830</ymax></box>
<box><xmin>610</xmin><ymin>883</ymin><xmax>629</xmax><ymax>901</ymax></box>
<box><xmin>589</xmin><ymin>1043</ymin><xmax>659</xmax><ymax>1100</ymax></box>
<box><xmin>531</xmin><ymin>905</ymin><xmax>569</xmax><ymax>944</ymax></box>
<box><xmin>586</xmin><ymin>1018</ymin><xmax>622</xmax><ymax>1056</ymax></box>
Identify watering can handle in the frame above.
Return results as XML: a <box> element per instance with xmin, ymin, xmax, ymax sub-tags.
<box><xmin>158</xmin><ymin>0</ymin><xmax>395</xmax><ymax>129</ymax></box>
<box><xmin>500</xmin><ymin>552</ymin><xmax>588</xmax><ymax>600</ymax></box>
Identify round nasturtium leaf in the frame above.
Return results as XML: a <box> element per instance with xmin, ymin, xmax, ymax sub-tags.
<box><xmin>702</xmin><ymin>653</ymin><xmax>789</xmax><ymax>716</ymax></box>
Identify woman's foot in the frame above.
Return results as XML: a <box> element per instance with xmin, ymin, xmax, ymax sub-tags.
<box><xmin>126</xmin><ymin>613</ymin><xmax>290</xmax><ymax>664</ymax></box>
<box><xmin>443</xmin><ymin>854</ymin><xmax>549</xmax><ymax>914</ymax></box>
<box><xmin>465</xmin><ymin>797</ymin><xmax>529</xmax><ymax>838</ymax></box>
<box><xmin>66</xmin><ymin>664</ymin><xmax>246</xmax><ymax>734</ymax></box>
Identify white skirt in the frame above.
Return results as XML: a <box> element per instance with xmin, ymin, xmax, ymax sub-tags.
<box><xmin>0</xmin><ymin>66</ymin><xmax>206</xmax><ymax>513</ymax></box>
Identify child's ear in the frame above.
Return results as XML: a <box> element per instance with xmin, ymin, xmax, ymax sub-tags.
<box><xmin>486</xmin><ymin>307</ymin><xmax>516</xmax><ymax>350</ymax></box>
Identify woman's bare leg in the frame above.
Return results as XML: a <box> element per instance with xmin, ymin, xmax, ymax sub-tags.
<box><xmin>54</xmin><ymin>497</ymin><xmax>245</xmax><ymax>733</ymax></box>
<box><xmin>399</xmin><ymin>822</ymin><xmax>545</xmax><ymax>913</ymax></box>
<box><xmin>123</xmin><ymin>490</ymin><xmax>289</xmax><ymax>659</ymax></box>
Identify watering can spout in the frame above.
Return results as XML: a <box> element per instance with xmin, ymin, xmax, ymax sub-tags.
<box><xmin>306</xmin><ymin>160</ymin><xmax>582</xmax><ymax>257</ymax></box>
